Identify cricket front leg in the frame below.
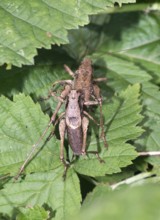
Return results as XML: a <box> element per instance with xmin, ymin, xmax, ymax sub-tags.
<box><xmin>52</xmin><ymin>79</ymin><xmax>72</xmax><ymax>87</ymax></box>
<box><xmin>39</xmin><ymin>80</ymin><xmax>72</xmax><ymax>101</ymax></box>
<box><xmin>93</xmin><ymin>78</ymin><xmax>107</xmax><ymax>83</ymax></box>
<box><xmin>64</xmin><ymin>64</ymin><xmax>75</xmax><ymax>78</ymax></box>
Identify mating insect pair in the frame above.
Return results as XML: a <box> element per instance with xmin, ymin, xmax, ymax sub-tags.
<box><xmin>16</xmin><ymin>58</ymin><xmax>107</xmax><ymax>179</ymax></box>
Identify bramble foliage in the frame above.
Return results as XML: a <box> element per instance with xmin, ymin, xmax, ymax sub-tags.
<box><xmin>0</xmin><ymin>0</ymin><xmax>160</xmax><ymax>219</ymax></box>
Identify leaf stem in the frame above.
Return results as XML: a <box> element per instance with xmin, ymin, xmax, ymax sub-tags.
<box><xmin>138</xmin><ymin>151</ymin><xmax>160</xmax><ymax>156</ymax></box>
<box><xmin>111</xmin><ymin>172</ymin><xmax>152</xmax><ymax>190</ymax></box>
<box><xmin>103</xmin><ymin>3</ymin><xmax>160</xmax><ymax>14</ymax></box>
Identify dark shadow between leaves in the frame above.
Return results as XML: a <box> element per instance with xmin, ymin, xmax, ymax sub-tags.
<box><xmin>43</xmin><ymin>203</ymin><xmax>56</xmax><ymax>220</ymax></box>
<box><xmin>0</xmin><ymin>213</ymin><xmax>12</xmax><ymax>220</ymax></box>
<box><xmin>0</xmin><ymin>47</ymin><xmax>73</xmax><ymax>100</ymax></box>
<box><xmin>0</xmin><ymin>192</ymin><xmax>23</xmax><ymax>220</ymax></box>
<box><xmin>77</xmin><ymin>173</ymin><xmax>95</xmax><ymax>202</ymax></box>
<box><xmin>0</xmin><ymin>174</ymin><xmax>12</xmax><ymax>190</ymax></box>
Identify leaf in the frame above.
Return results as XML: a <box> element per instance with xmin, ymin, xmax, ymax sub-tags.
<box><xmin>101</xmin><ymin>12</ymin><xmax>160</xmax><ymax>83</ymax></box>
<box><xmin>74</xmin><ymin>84</ymin><xmax>143</xmax><ymax>176</ymax></box>
<box><xmin>136</xmin><ymin>105</ymin><xmax>160</xmax><ymax>165</ymax></box>
<box><xmin>16</xmin><ymin>206</ymin><xmax>49</xmax><ymax>220</ymax></box>
<box><xmin>87</xmin><ymin>11</ymin><xmax>160</xmax><ymax>166</ymax></box>
<box><xmin>0</xmin><ymin>48</ymin><xmax>74</xmax><ymax>115</ymax></box>
<box><xmin>0</xmin><ymin>0</ymin><xmax>135</xmax><ymax>67</ymax></box>
<box><xmin>77</xmin><ymin>184</ymin><xmax>160</xmax><ymax>220</ymax></box>
<box><xmin>0</xmin><ymin>94</ymin><xmax>81</xmax><ymax>219</ymax></box>
<box><xmin>95</xmin><ymin>165</ymin><xmax>136</xmax><ymax>185</ymax></box>
<box><xmin>0</xmin><ymin>168</ymin><xmax>81</xmax><ymax>220</ymax></box>
<box><xmin>91</xmin><ymin>11</ymin><xmax>160</xmax><ymax>88</ymax></box>
<box><xmin>0</xmin><ymin>94</ymin><xmax>61</xmax><ymax>175</ymax></box>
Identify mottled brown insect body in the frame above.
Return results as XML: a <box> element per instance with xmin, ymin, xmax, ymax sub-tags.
<box><xmin>67</xmin><ymin>126</ymin><xmax>83</xmax><ymax>155</ymax></box>
<box><xmin>16</xmin><ymin>58</ymin><xmax>107</xmax><ymax>179</ymax></box>
<box><xmin>74</xmin><ymin>58</ymin><xmax>93</xmax><ymax>102</ymax></box>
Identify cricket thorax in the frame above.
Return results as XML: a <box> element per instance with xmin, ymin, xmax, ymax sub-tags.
<box><xmin>66</xmin><ymin>90</ymin><xmax>82</xmax><ymax>128</ymax></box>
<box><xmin>74</xmin><ymin>59</ymin><xmax>93</xmax><ymax>101</ymax></box>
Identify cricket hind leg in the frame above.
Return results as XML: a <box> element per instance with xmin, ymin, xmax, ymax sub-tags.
<box><xmin>81</xmin><ymin>116</ymin><xmax>89</xmax><ymax>154</ymax></box>
<box><xmin>81</xmin><ymin>116</ymin><xmax>104</xmax><ymax>163</ymax></box>
<box><xmin>84</xmin><ymin>99</ymin><xmax>108</xmax><ymax>149</ymax></box>
<box><xmin>59</xmin><ymin>118</ymin><xmax>70</xmax><ymax>180</ymax></box>
<box><xmin>15</xmin><ymin>86</ymin><xmax>71</xmax><ymax>180</ymax></box>
<box><xmin>46</xmin><ymin>112</ymin><xmax>65</xmax><ymax>142</ymax></box>
<box><xmin>92</xmin><ymin>84</ymin><xmax>108</xmax><ymax>149</ymax></box>
<box><xmin>86</xmin><ymin>151</ymin><xmax>105</xmax><ymax>163</ymax></box>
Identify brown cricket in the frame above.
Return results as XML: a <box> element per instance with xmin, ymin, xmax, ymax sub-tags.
<box><xmin>15</xmin><ymin>58</ymin><xmax>107</xmax><ymax>178</ymax></box>
<box><xmin>57</xmin><ymin>58</ymin><xmax>107</xmax><ymax>147</ymax></box>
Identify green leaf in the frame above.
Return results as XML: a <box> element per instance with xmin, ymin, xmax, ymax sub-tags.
<box><xmin>0</xmin><ymin>48</ymin><xmax>74</xmax><ymax>116</ymax></box>
<box><xmin>87</xmin><ymin>11</ymin><xmax>160</xmax><ymax>166</ymax></box>
<box><xmin>101</xmin><ymin>12</ymin><xmax>160</xmax><ymax>83</ymax></box>
<box><xmin>0</xmin><ymin>94</ymin><xmax>61</xmax><ymax>175</ymax></box>
<box><xmin>95</xmin><ymin>165</ymin><xmax>136</xmax><ymax>185</ymax></box>
<box><xmin>82</xmin><ymin>185</ymin><xmax>111</xmax><ymax>209</ymax></box>
<box><xmin>0</xmin><ymin>168</ymin><xmax>81</xmax><ymax>220</ymax></box>
<box><xmin>0</xmin><ymin>94</ymin><xmax>81</xmax><ymax>219</ymax></box>
<box><xmin>17</xmin><ymin>206</ymin><xmax>49</xmax><ymax>220</ymax></box>
<box><xmin>74</xmin><ymin>84</ymin><xmax>143</xmax><ymax>176</ymax></box>
<box><xmin>0</xmin><ymin>0</ymin><xmax>135</xmax><ymax>67</ymax></box>
<box><xmin>77</xmin><ymin>184</ymin><xmax>160</xmax><ymax>220</ymax></box>
<box><xmin>1</xmin><ymin>84</ymin><xmax>141</xmax><ymax>178</ymax></box>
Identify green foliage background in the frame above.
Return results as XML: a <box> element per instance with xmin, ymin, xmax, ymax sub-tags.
<box><xmin>0</xmin><ymin>0</ymin><xmax>160</xmax><ymax>219</ymax></box>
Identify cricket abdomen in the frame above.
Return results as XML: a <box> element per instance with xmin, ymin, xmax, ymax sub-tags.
<box><xmin>67</xmin><ymin>126</ymin><xmax>83</xmax><ymax>155</ymax></box>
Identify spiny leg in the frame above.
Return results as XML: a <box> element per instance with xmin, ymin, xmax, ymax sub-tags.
<box><xmin>59</xmin><ymin>118</ymin><xmax>69</xmax><ymax>179</ymax></box>
<box><xmin>83</xmin><ymin>110</ymin><xmax>99</xmax><ymax>126</ymax></box>
<box><xmin>81</xmin><ymin>116</ymin><xmax>89</xmax><ymax>154</ymax></box>
<box><xmin>93</xmin><ymin>77</ymin><xmax>107</xmax><ymax>83</ymax></box>
<box><xmin>49</xmin><ymin>85</ymin><xmax>71</xmax><ymax>128</ymax></box>
<box><xmin>82</xmin><ymin>116</ymin><xmax>104</xmax><ymax>163</ymax></box>
<box><xmin>39</xmin><ymin>91</ymin><xmax>64</xmax><ymax>102</ymax></box>
<box><xmin>86</xmin><ymin>151</ymin><xmax>105</xmax><ymax>163</ymax></box>
<box><xmin>46</xmin><ymin>112</ymin><xmax>65</xmax><ymax>142</ymax></box>
<box><xmin>15</xmin><ymin>85</ymin><xmax>71</xmax><ymax>179</ymax></box>
<box><xmin>84</xmin><ymin>99</ymin><xmax>107</xmax><ymax>147</ymax></box>
<box><xmin>84</xmin><ymin>100</ymin><xmax>99</xmax><ymax>105</ymax></box>
<box><xmin>83</xmin><ymin>110</ymin><xmax>104</xmax><ymax>161</ymax></box>
<box><xmin>52</xmin><ymin>79</ymin><xmax>73</xmax><ymax>87</ymax></box>
<box><xmin>64</xmin><ymin>64</ymin><xmax>75</xmax><ymax>78</ymax></box>
<box><xmin>39</xmin><ymin>80</ymin><xmax>72</xmax><ymax>101</ymax></box>
<box><xmin>93</xmin><ymin>84</ymin><xmax>108</xmax><ymax>148</ymax></box>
